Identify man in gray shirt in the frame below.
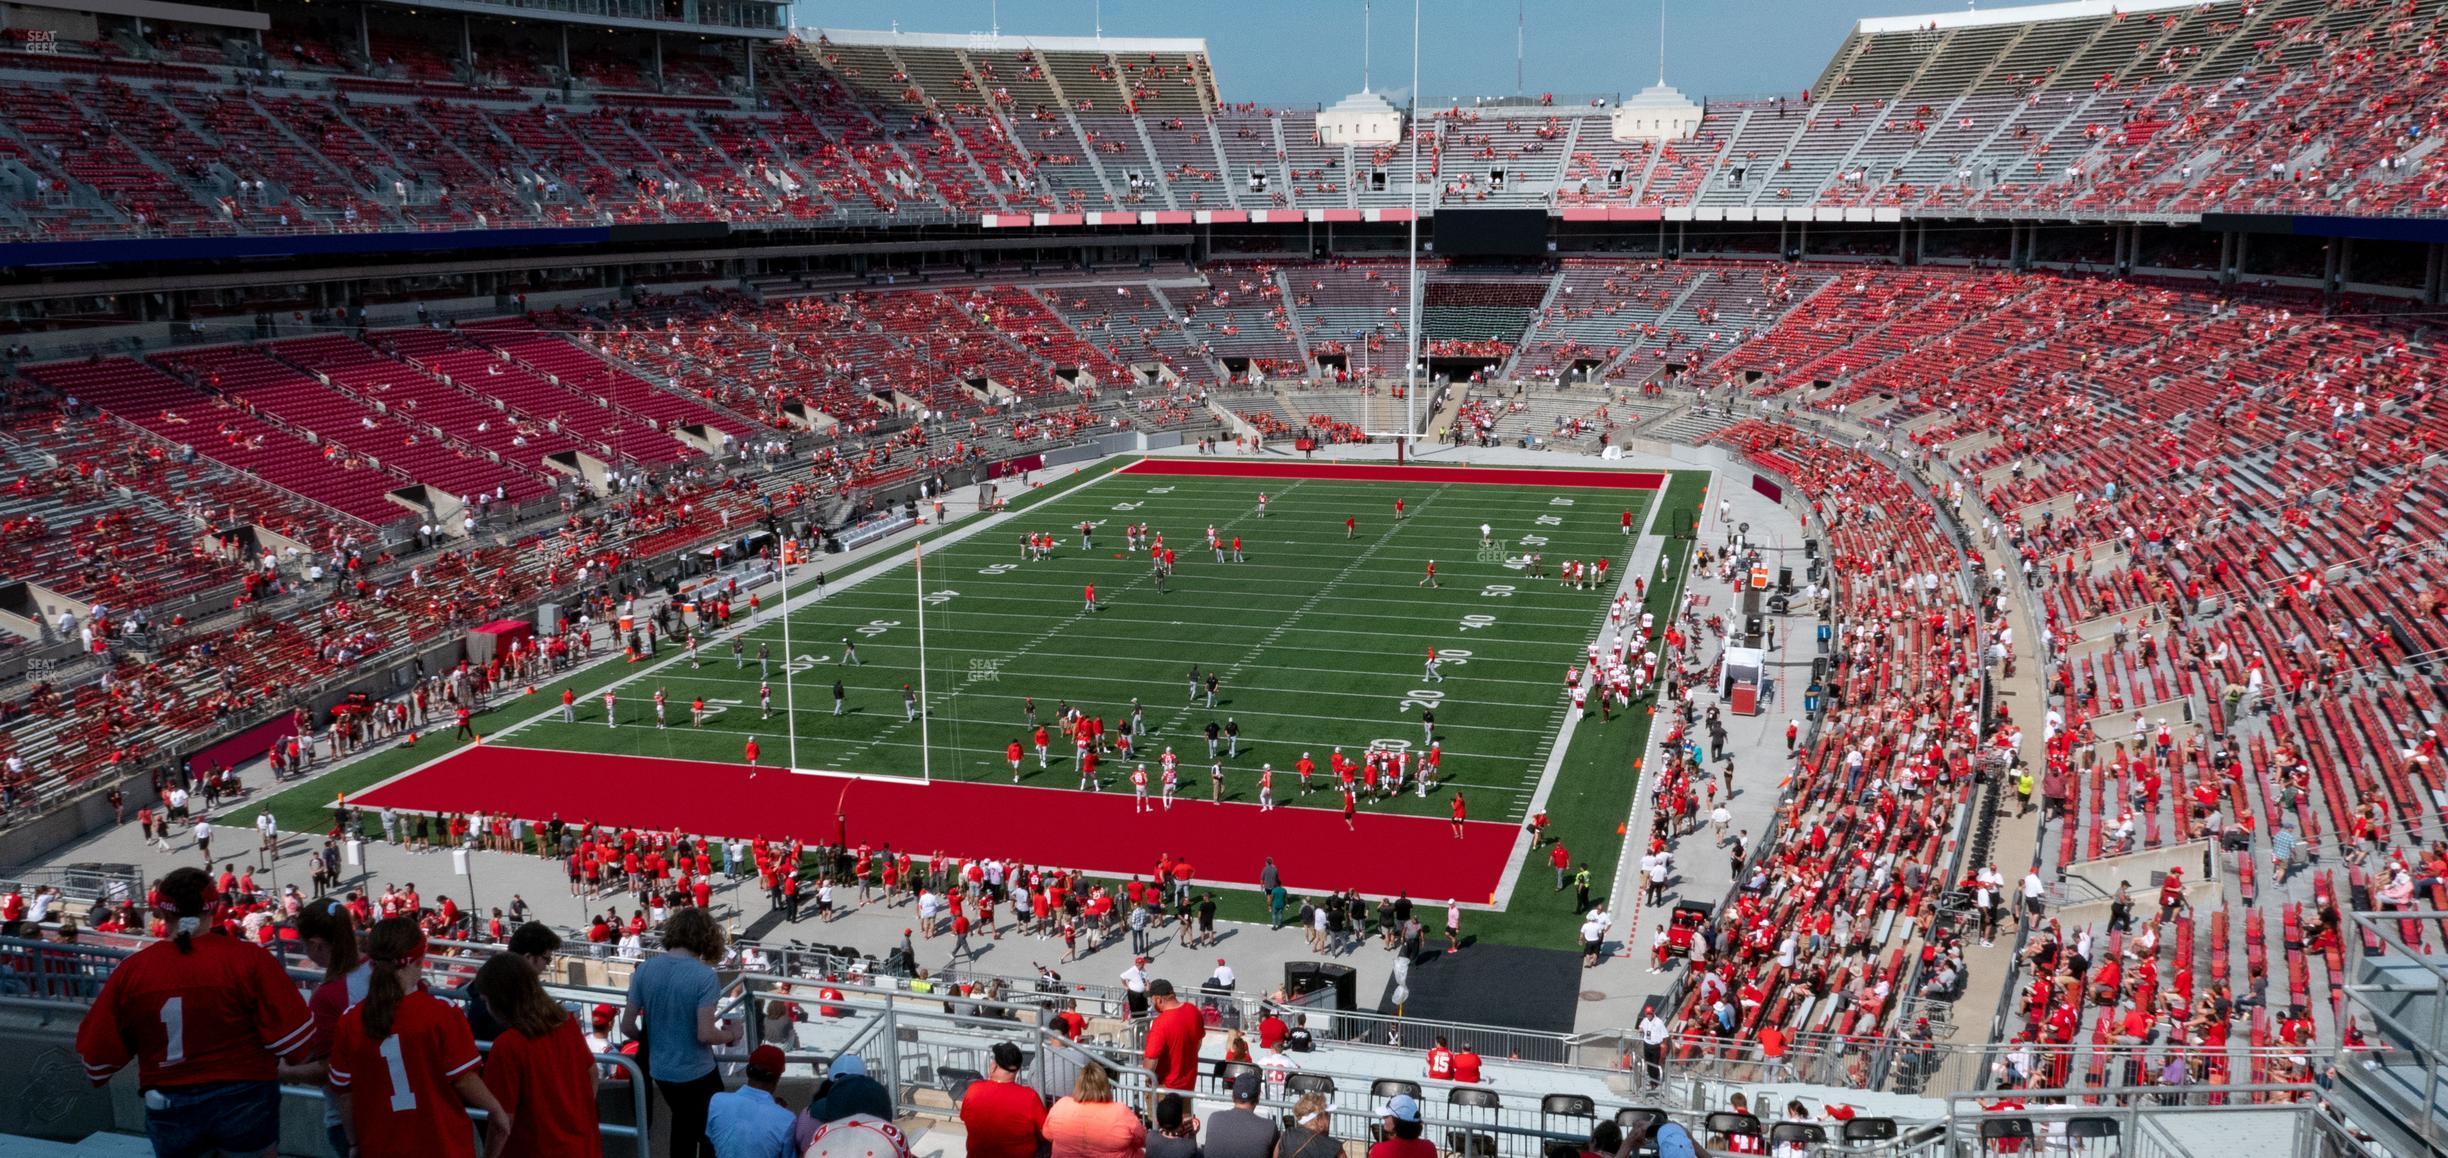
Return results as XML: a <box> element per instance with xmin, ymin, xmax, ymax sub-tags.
<box><xmin>1204</xmin><ymin>1072</ymin><xmax>1279</xmax><ymax>1158</ymax></box>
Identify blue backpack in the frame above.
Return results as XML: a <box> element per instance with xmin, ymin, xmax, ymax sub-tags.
<box><xmin>1655</xmin><ymin>1121</ymin><xmax>1703</xmax><ymax>1158</ymax></box>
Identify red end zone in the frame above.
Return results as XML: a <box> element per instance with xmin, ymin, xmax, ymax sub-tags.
<box><xmin>1123</xmin><ymin>458</ymin><xmax>1666</xmax><ymax>489</ymax></box>
<box><xmin>356</xmin><ymin>745</ymin><xmax>1519</xmax><ymax>903</ymax></box>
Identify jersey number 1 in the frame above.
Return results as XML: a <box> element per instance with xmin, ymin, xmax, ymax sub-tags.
<box><xmin>159</xmin><ymin>996</ymin><xmax>184</xmax><ymax>1064</ymax></box>
<box><xmin>379</xmin><ymin>1036</ymin><xmax>419</xmax><ymax>1112</ymax></box>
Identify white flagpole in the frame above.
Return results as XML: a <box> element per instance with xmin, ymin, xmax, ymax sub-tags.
<box><xmin>915</xmin><ymin>540</ymin><xmax>933</xmax><ymax>785</ymax></box>
<box><xmin>779</xmin><ymin>540</ymin><xmax>797</xmax><ymax>771</ymax></box>
<box><xmin>1405</xmin><ymin>0</ymin><xmax>1422</xmax><ymax>453</ymax></box>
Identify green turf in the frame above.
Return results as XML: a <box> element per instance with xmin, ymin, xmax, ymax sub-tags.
<box><xmin>489</xmin><ymin>471</ymin><xmax>1659</xmax><ymax>826</ymax></box>
<box><xmin>1468</xmin><ymin>469</ymin><xmax>1704</xmax><ymax>946</ymax></box>
<box><xmin>254</xmin><ymin>456</ymin><xmax>1131</xmax><ymax>836</ymax></box>
<box><xmin>291</xmin><ymin>461</ymin><xmax>1711</xmax><ymax>948</ymax></box>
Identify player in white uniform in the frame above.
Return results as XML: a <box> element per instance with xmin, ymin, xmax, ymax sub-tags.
<box><xmin>1161</xmin><ymin>763</ymin><xmax>1178</xmax><ymax>810</ymax></box>
<box><xmin>1131</xmin><ymin>764</ymin><xmax>1151</xmax><ymax>812</ymax></box>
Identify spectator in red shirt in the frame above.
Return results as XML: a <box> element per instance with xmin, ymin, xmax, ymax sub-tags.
<box><xmin>1141</xmin><ymin>980</ymin><xmax>1204</xmax><ymax>1093</ymax></box>
<box><xmin>960</xmin><ymin>1042</ymin><xmax>1048</xmax><ymax>1158</ymax></box>
<box><xmin>1257</xmin><ymin>1008</ymin><xmax>1288</xmax><ymax>1051</ymax></box>
<box><xmin>1370</xmin><ymin>1095</ymin><xmax>1436</xmax><ymax>1158</ymax></box>
<box><xmin>1450</xmin><ymin>1046</ymin><xmax>1482</xmax><ymax>1084</ymax></box>
<box><xmin>75</xmin><ymin>867</ymin><xmax>315</xmax><ymax>1156</ymax></box>
<box><xmin>469</xmin><ymin>953</ymin><xmax>601</xmax><ymax>1158</ymax></box>
<box><xmin>331</xmin><ymin>917</ymin><xmax>510</xmax><ymax>1158</ymax></box>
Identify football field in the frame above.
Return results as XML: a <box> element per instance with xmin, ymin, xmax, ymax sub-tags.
<box><xmin>355</xmin><ymin>458</ymin><xmax>1688</xmax><ymax>906</ymax></box>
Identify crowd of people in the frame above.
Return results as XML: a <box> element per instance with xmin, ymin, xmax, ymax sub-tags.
<box><xmin>1640</xmin><ymin>424</ymin><xmax>1990</xmax><ymax>1079</ymax></box>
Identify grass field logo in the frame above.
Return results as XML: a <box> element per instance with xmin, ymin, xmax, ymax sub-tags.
<box><xmin>1475</xmin><ymin>544</ymin><xmax>1506</xmax><ymax>564</ymax></box>
<box><xmin>967</xmin><ymin>658</ymin><xmax>1001</xmax><ymax>683</ymax></box>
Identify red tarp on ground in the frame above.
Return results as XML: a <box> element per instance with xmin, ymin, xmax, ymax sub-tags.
<box><xmin>358</xmin><ymin>745</ymin><xmax>1521</xmax><ymax>903</ymax></box>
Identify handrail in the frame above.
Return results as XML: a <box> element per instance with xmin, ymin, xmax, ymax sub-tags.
<box><xmin>0</xmin><ymin>961</ymin><xmax>651</xmax><ymax>1158</ymax></box>
<box><xmin>275</xmin><ymin>1040</ymin><xmax>655</xmax><ymax>1158</ymax></box>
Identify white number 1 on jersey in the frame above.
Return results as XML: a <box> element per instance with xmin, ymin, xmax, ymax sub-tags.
<box><xmin>159</xmin><ymin>996</ymin><xmax>184</xmax><ymax>1064</ymax></box>
<box><xmin>379</xmin><ymin>1036</ymin><xmax>418</xmax><ymax>1112</ymax></box>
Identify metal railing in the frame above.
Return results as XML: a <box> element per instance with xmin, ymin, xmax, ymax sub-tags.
<box><xmin>0</xmin><ymin>938</ymin><xmax>651</xmax><ymax>1156</ymax></box>
<box><xmin>728</xmin><ymin>972</ymin><xmax>1932</xmax><ymax>1158</ymax></box>
<box><xmin>1934</xmin><ymin>1083</ymin><xmax>2336</xmax><ymax>1157</ymax></box>
<box><xmin>510</xmin><ymin>931</ymin><xmax>1590</xmax><ymax>1068</ymax></box>
<box><xmin>2339</xmin><ymin>908</ymin><xmax>2448</xmax><ymax>1158</ymax></box>
<box><xmin>0</xmin><ymin>934</ymin><xmax>2388</xmax><ymax>1158</ymax></box>
<box><xmin>0</xmin><ymin>864</ymin><xmax>142</xmax><ymax>908</ymax></box>
<box><xmin>1668</xmin><ymin>1027</ymin><xmax>2345</xmax><ymax>1105</ymax></box>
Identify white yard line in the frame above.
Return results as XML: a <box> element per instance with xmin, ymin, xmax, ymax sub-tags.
<box><xmin>1487</xmin><ymin>475</ymin><xmax>1695</xmax><ymax>908</ymax></box>
<box><xmin>401</xmin><ymin>468</ymin><xmax>1132</xmax><ymax>763</ymax></box>
<box><xmin>1141</xmin><ymin>479</ymin><xmax>1418</xmax><ymax>744</ymax></box>
<box><xmin>1602</xmin><ymin>527</ymin><xmax>1697</xmax><ymax>923</ymax></box>
<box><xmin>833</xmin><ymin>481</ymin><xmax>1309</xmax><ymax>764</ymax></box>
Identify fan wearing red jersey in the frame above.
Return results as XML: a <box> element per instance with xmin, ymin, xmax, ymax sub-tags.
<box><xmin>75</xmin><ymin>866</ymin><xmax>315</xmax><ymax>1158</ymax></box>
<box><xmin>329</xmin><ymin>917</ymin><xmax>511</xmax><ymax>1158</ymax></box>
<box><xmin>468</xmin><ymin>952</ymin><xmax>603</xmax><ymax>1158</ymax></box>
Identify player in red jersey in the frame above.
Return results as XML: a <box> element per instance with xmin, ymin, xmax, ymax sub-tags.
<box><xmin>1006</xmin><ymin>739</ymin><xmax>1025</xmax><ymax>781</ymax></box>
<box><xmin>1342</xmin><ymin>788</ymin><xmax>1358</xmax><ymax>831</ymax></box>
<box><xmin>330</xmin><ymin>917</ymin><xmax>509</xmax><ymax>1158</ymax></box>
<box><xmin>75</xmin><ymin>867</ymin><xmax>315</xmax><ymax>1157</ymax></box>
<box><xmin>1394</xmin><ymin>498</ymin><xmax>1406</xmax><ymax>520</ymax></box>
<box><xmin>1345</xmin><ymin>516</ymin><xmax>1358</xmax><ymax>539</ymax></box>
<box><xmin>1084</xmin><ymin>583</ymin><xmax>1098</xmax><ymax>612</ymax></box>
<box><xmin>1295</xmin><ymin>751</ymin><xmax>1317</xmax><ymax>793</ymax></box>
<box><xmin>1419</xmin><ymin>560</ymin><xmax>1439</xmax><ymax>588</ymax></box>
<box><xmin>1450</xmin><ymin>791</ymin><xmax>1468</xmax><ymax>839</ymax></box>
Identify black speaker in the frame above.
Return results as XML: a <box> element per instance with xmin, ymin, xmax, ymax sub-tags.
<box><xmin>1804</xmin><ymin>538</ymin><xmax>1820</xmax><ymax>560</ymax></box>
<box><xmin>1283</xmin><ymin>962</ymin><xmax>1324</xmax><ymax>997</ymax></box>
<box><xmin>1314</xmin><ymin>963</ymin><xmax>1357</xmax><ymax>1011</ymax></box>
<box><xmin>1811</xmin><ymin>657</ymin><xmax>1829</xmax><ymax>682</ymax></box>
<box><xmin>1777</xmin><ymin>566</ymin><xmax>1793</xmax><ymax>592</ymax></box>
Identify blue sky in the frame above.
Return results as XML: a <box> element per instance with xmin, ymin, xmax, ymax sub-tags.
<box><xmin>791</xmin><ymin>0</ymin><xmax>2021</xmax><ymax>105</ymax></box>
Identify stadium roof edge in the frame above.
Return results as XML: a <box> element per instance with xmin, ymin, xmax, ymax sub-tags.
<box><xmin>800</xmin><ymin>26</ymin><xmax>1209</xmax><ymax>56</ymax></box>
<box><xmin>1853</xmin><ymin>0</ymin><xmax>2195</xmax><ymax>36</ymax></box>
